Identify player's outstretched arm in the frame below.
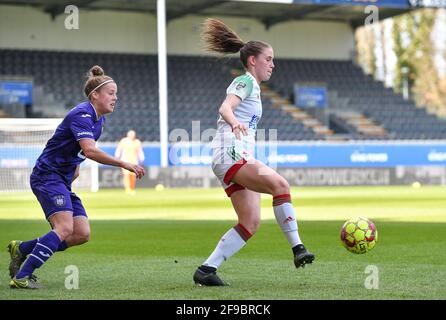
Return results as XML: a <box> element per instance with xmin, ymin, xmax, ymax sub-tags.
<box><xmin>79</xmin><ymin>138</ymin><xmax>145</xmax><ymax>179</ymax></box>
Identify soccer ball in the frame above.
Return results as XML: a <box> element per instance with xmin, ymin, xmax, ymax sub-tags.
<box><xmin>340</xmin><ymin>217</ymin><xmax>378</xmax><ymax>254</ymax></box>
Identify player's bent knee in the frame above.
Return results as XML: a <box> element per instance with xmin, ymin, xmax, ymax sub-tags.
<box><xmin>82</xmin><ymin>232</ymin><xmax>90</xmax><ymax>243</ymax></box>
<box><xmin>76</xmin><ymin>231</ymin><xmax>90</xmax><ymax>244</ymax></box>
<box><xmin>55</xmin><ymin>225</ymin><xmax>74</xmax><ymax>240</ymax></box>
<box><xmin>273</xmin><ymin>177</ymin><xmax>290</xmax><ymax>195</ymax></box>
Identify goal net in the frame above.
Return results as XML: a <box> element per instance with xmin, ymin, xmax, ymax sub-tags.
<box><xmin>0</xmin><ymin>118</ymin><xmax>98</xmax><ymax>192</ymax></box>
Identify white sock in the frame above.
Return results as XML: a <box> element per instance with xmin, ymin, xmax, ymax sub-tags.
<box><xmin>203</xmin><ymin>226</ymin><xmax>249</xmax><ymax>269</ymax></box>
<box><xmin>273</xmin><ymin>198</ymin><xmax>302</xmax><ymax>248</ymax></box>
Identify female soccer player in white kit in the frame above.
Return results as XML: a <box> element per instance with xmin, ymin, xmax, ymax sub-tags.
<box><xmin>193</xmin><ymin>18</ymin><xmax>315</xmax><ymax>286</ymax></box>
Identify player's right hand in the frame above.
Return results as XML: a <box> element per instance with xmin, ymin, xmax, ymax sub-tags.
<box><xmin>124</xmin><ymin>163</ymin><xmax>145</xmax><ymax>179</ymax></box>
<box><xmin>232</xmin><ymin>123</ymin><xmax>248</xmax><ymax>140</ymax></box>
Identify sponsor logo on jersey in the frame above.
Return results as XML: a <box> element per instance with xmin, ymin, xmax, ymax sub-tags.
<box><xmin>81</xmin><ymin>114</ymin><xmax>91</xmax><ymax>118</ymax></box>
<box><xmin>248</xmin><ymin>115</ymin><xmax>259</xmax><ymax>129</ymax></box>
<box><xmin>77</xmin><ymin>132</ymin><xmax>94</xmax><ymax>137</ymax></box>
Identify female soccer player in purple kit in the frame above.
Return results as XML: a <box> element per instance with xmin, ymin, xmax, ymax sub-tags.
<box><xmin>7</xmin><ymin>65</ymin><xmax>145</xmax><ymax>289</ymax></box>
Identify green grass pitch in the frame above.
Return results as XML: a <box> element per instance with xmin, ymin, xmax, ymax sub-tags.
<box><xmin>0</xmin><ymin>186</ymin><xmax>445</xmax><ymax>300</ymax></box>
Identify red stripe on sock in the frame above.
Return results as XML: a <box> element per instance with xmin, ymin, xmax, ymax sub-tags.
<box><xmin>273</xmin><ymin>194</ymin><xmax>291</xmax><ymax>206</ymax></box>
<box><xmin>234</xmin><ymin>223</ymin><xmax>252</xmax><ymax>242</ymax></box>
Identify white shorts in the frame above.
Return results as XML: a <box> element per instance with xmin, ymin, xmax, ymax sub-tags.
<box><xmin>212</xmin><ymin>144</ymin><xmax>254</xmax><ymax>197</ymax></box>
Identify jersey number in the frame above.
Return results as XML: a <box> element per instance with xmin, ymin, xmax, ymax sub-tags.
<box><xmin>77</xmin><ymin>150</ymin><xmax>86</xmax><ymax>159</ymax></box>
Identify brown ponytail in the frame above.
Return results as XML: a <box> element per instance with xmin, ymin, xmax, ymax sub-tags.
<box><xmin>201</xmin><ymin>18</ymin><xmax>271</xmax><ymax>68</ymax></box>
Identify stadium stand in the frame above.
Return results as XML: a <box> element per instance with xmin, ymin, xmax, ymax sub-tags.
<box><xmin>1</xmin><ymin>49</ymin><xmax>445</xmax><ymax>141</ymax></box>
<box><xmin>270</xmin><ymin>58</ymin><xmax>446</xmax><ymax>140</ymax></box>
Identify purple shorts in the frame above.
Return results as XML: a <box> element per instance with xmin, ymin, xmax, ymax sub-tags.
<box><xmin>30</xmin><ymin>172</ymin><xmax>88</xmax><ymax>221</ymax></box>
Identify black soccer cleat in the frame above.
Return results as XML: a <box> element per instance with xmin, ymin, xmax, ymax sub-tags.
<box><xmin>193</xmin><ymin>265</ymin><xmax>228</xmax><ymax>286</ymax></box>
<box><xmin>293</xmin><ymin>244</ymin><xmax>315</xmax><ymax>268</ymax></box>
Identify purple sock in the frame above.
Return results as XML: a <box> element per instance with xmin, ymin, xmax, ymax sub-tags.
<box><xmin>19</xmin><ymin>239</ymin><xmax>68</xmax><ymax>255</ymax></box>
<box><xmin>19</xmin><ymin>239</ymin><xmax>38</xmax><ymax>256</ymax></box>
<box><xmin>16</xmin><ymin>231</ymin><xmax>61</xmax><ymax>279</ymax></box>
<box><xmin>57</xmin><ymin>241</ymin><xmax>68</xmax><ymax>252</ymax></box>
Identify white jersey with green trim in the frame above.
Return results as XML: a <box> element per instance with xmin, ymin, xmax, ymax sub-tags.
<box><xmin>212</xmin><ymin>72</ymin><xmax>262</xmax><ymax>152</ymax></box>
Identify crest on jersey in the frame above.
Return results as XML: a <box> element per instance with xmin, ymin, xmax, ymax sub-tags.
<box><xmin>236</xmin><ymin>82</ymin><xmax>246</xmax><ymax>91</ymax></box>
<box><xmin>53</xmin><ymin>195</ymin><xmax>66</xmax><ymax>207</ymax></box>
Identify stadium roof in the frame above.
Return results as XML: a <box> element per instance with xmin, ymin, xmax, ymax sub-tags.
<box><xmin>0</xmin><ymin>0</ymin><xmax>422</xmax><ymax>29</ymax></box>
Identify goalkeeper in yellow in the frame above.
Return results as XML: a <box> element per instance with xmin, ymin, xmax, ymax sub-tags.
<box><xmin>115</xmin><ymin>130</ymin><xmax>145</xmax><ymax>195</ymax></box>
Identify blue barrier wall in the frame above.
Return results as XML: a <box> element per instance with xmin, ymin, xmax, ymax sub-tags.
<box><xmin>2</xmin><ymin>142</ymin><xmax>446</xmax><ymax>168</ymax></box>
